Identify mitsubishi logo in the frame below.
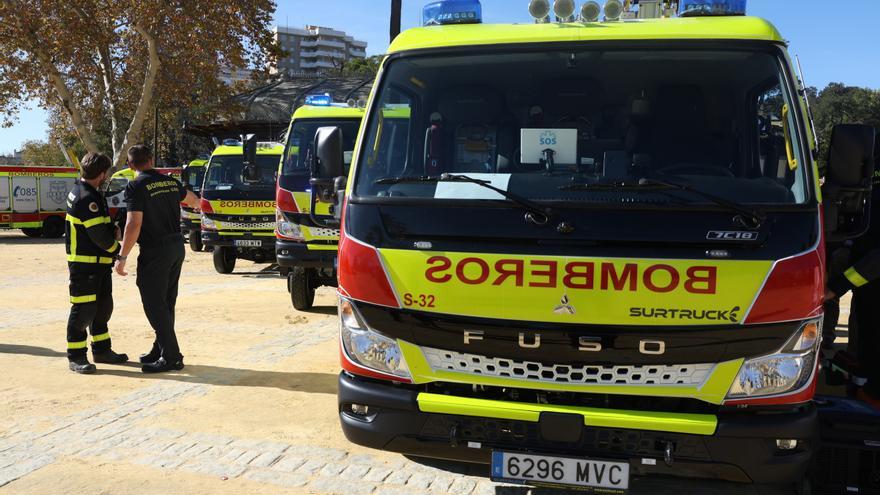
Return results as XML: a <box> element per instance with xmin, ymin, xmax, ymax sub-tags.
<box><xmin>553</xmin><ymin>294</ymin><xmax>576</xmax><ymax>315</ymax></box>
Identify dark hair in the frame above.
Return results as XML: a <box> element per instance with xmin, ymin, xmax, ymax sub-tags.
<box><xmin>80</xmin><ymin>153</ymin><xmax>112</xmax><ymax>180</ymax></box>
<box><xmin>127</xmin><ymin>145</ymin><xmax>153</xmax><ymax>168</ymax></box>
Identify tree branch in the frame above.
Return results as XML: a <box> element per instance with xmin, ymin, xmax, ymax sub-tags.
<box><xmin>20</xmin><ymin>23</ymin><xmax>100</xmax><ymax>155</ymax></box>
<box><xmin>96</xmin><ymin>42</ymin><xmax>121</xmax><ymax>160</ymax></box>
<box><xmin>115</xmin><ymin>21</ymin><xmax>160</xmax><ymax>168</ymax></box>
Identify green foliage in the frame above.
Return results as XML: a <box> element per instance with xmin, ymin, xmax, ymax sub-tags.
<box><xmin>20</xmin><ymin>140</ymin><xmax>68</xmax><ymax>167</ymax></box>
<box><xmin>809</xmin><ymin>83</ymin><xmax>880</xmax><ymax>170</ymax></box>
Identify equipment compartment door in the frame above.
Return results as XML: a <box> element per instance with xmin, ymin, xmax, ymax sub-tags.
<box><xmin>11</xmin><ymin>176</ymin><xmax>38</xmax><ymax>213</ymax></box>
<box><xmin>0</xmin><ymin>176</ymin><xmax>9</xmax><ymax>212</ymax></box>
<box><xmin>40</xmin><ymin>177</ymin><xmax>74</xmax><ymax>211</ymax></box>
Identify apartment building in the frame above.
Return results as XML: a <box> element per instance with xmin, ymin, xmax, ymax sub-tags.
<box><xmin>272</xmin><ymin>25</ymin><xmax>368</xmax><ymax>77</ymax></box>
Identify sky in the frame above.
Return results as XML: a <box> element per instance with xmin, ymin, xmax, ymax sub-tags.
<box><xmin>2</xmin><ymin>0</ymin><xmax>879</xmax><ymax>155</ymax></box>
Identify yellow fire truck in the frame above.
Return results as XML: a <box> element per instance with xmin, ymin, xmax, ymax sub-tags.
<box><xmin>200</xmin><ymin>140</ymin><xmax>282</xmax><ymax>274</ymax></box>
<box><xmin>312</xmin><ymin>0</ymin><xmax>876</xmax><ymax>492</ymax></box>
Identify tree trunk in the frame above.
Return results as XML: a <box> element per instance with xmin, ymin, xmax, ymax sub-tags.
<box><xmin>115</xmin><ymin>23</ymin><xmax>161</xmax><ymax>169</ymax></box>
<box><xmin>96</xmin><ymin>43</ymin><xmax>122</xmax><ymax>169</ymax></box>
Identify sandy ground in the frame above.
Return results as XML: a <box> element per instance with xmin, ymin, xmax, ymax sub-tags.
<box><xmin>0</xmin><ymin>230</ymin><xmax>850</xmax><ymax>494</ymax></box>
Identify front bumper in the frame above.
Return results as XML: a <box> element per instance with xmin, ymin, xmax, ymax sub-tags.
<box><xmin>276</xmin><ymin>239</ymin><xmax>337</xmax><ymax>268</ymax></box>
<box><xmin>338</xmin><ymin>372</ymin><xmax>817</xmax><ymax>485</ymax></box>
<box><xmin>201</xmin><ymin>230</ymin><xmax>275</xmax><ymax>252</ymax></box>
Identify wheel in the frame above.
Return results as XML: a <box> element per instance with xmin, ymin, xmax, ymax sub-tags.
<box><xmin>188</xmin><ymin>232</ymin><xmax>203</xmax><ymax>252</ymax></box>
<box><xmin>289</xmin><ymin>267</ymin><xmax>315</xmax><ymax>311</ymax></box>
<box><xmin>21</xmin><ymin>228</ymin><xmax>42</xmax><ymax>238</ymax></box>
<box><xmin>41</xmin><ymin>216</ymin><xmax>64</xmax><ymax>238</ymax></box>
<box><xmin>213</xmin><ymin>246</ymin><xmax>236</xmax><ymax>274</ymax></box>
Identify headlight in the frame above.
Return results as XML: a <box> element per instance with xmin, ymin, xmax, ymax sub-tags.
<box><xmin>725</xmin><ymin>318</ymin><xmax>821</xmax><ymax>401</ymax></box>
<box><xmin>276</xmin><ymin>210</ymin><xmax>304</xmax><ymax>240</ymax></box>
<box><xmin>201</xmin><ymin>214</ymin><xmax>216</xmax><ymax>230</ymax></box>
<box><xmin>339</xmin><ymin>297</ymin><xmax>411</xmax><ymax>381</ymax></box>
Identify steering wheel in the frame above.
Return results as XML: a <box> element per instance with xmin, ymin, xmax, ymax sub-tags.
<box><xmin>658</xmin><ymin>163</ymin><xmax>735</xmax><ymax>178</ymax></box>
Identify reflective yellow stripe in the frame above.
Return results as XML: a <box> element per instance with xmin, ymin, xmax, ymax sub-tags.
<box><xmin>82</xmin><ymin>216</ymin><xmax>111</xmax><ymax>228</ymax></box>
<box><xmin>91</xmin><ymin>332</ymin><xmax>110</xmax><ymax>343</ymax></box>
<box><xmin>67</xmin><ymin>255</ymin><xmax>114</xmax><ymax>264</ymax></box>
<box><xmin>844</xmin><ymin>267</ymin><xmax>869</xmax><ymax>288</ymax></box>
<box><xmin>67</xmin><ymin>216</ymin><xmax>78</xmax><ymax>260</ymax></box>
<box><xmin>109</xmin><ymin>240</ymin><xmax>119</xmax><ymax>252</ymax></box>
<box><xmin>67</xmin><ymin>341</ymin><xmax>88</xmax><ymax>350</ymax></box>
<box><xmin>70</xmin><ymin>294</ymin><xmax>97</xmax><ymax>304</ymax></box>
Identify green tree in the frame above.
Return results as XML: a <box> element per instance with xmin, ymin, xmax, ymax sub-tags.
<box><xmin>19</xmin><ymin>139</ymin><xmax>68</xmax><ymax>167</ymax></box>
<box><xmin>0</xmin><ymin>0</ymin><xmax>279</xmax><ymax>168</ymax></box>
<box><xmin>809</xmin><ymin>83</ymin><xmax>880</xmax><ymax>169</ymax></box>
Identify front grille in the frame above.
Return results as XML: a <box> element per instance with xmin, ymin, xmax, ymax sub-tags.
<box><xmin>420</xmin><ymin>415</ymin><xmax>711</xmax><ymax>461</ymax></box>
<box><xmin>215</xmin><ymin>220</ymin><xmax>275</xmax><ymax>230</ymax></box>
<box><xmin>306</xmin><ymin>226</ymin><xmax>340</xmax><ymax>238</ymax></box>
<box><xmin>421</xmin><ymin>346</ymin><xmax>714</xmax><ymax>387</ymax></box>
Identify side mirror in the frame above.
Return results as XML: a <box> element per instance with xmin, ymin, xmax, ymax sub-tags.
<box><xmin>309</xmin><ymin>126</ymin><xmax>346</xmax><ymax>228</ymax></box>
<box><xmin>241</xmin><ymin>134</ymin><xmax>260</xmax><ymax>183</ymax></box>
<box><xmin>823</xmin><ymin>124</ymin><xmax>876</xmax><ymax>242</ymax></box>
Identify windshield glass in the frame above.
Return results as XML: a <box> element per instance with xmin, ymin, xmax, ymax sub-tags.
<box><xmin>182</xmin><ymin>167</ymin><xmax>205</xmax><ymax>193</ymax></box>
<box><xmin>204</xmin><ymin>154</ymin><xmax>279</xmax><ymax>192</ymax></box>
<box><xmin>354</xmin><ymin>48</ymin><xmax>810</xmax><ymax>206</ymax></box>
<box><xmin>282</xmin><ymin>119</ymin><xmax>361</xmax><ymax>176</ymax></box>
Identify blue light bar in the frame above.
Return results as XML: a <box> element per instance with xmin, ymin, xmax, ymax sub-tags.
<box><xmin>679</xmin><ymin>0</ymin><xmax>746</xmax><ymax>17</ymax></box>
<box><xmin>422</xmin><ymin>0</ymin><xmax>482</xmax><ymax>26</ymax></box>
<box><xmin>304</xmin><ymin>93</ymin><xmax>332</xmax><ymax>106</ymax></box>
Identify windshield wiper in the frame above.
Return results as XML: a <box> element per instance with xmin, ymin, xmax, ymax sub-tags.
<box><xmin>560</xmin><ymin>178</ymin><xmax>766</xmax><ymax>228</ymax></box>
<box><xmin>375</xmin><ymin>173</ymin><xmax>551</xmax><ymax>226</ymax></box>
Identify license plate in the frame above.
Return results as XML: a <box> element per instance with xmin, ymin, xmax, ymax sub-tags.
<box><xmin>234</xmin><ymin>240</ymin><xmax>261</xmax><ymax>247</ymax></box>
<box><xmin>492</xmin><ymin>451</ymin><xmax>629</xmax><ymax>493</ymax></box>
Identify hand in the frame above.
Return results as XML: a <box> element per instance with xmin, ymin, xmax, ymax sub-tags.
<box><xmin>823</xmin><ymin>289</ymin><xmax>837</xmax><ymax>302</ymax></box>
<box><xmin>115</xmin><ymin>258</ymin><xmax>128</xmax><ymax>276</ymax></box>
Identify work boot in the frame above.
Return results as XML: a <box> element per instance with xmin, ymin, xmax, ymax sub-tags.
<box><xmin>139</xmin><ymin>348</ymin><xmax>160</xmax><ymax>364</ymax></box>
<box><xmin>141</xmin><ymin>357</ymin><xmax>185</xmax><ymax>374</ymax></box>
<box><xmin>69</xmin><ymin>358</ymin><xmax>97</xmax><ymax>374</ymax></box>
<box><xmin>94</xmin><ymin>349</ymin><xmax>129</xmax><ymax>364</ymax></box>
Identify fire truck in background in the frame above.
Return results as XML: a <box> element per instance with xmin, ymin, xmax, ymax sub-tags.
<box><xmin>181</xmin><ymin>157</ymin><xmax>208</xmax><ymax>252</ymax></box>
<box><xmin>276</xmin><ymin>97</ymin><xmax>365</xmax><ymax>310</ymax></box>
<box><xmin>0</xmin><ymin>166</ymin><xmax>79</xmax><ymax>238</ymax></box>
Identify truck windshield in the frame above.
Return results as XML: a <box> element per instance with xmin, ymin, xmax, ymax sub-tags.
<box><xmin>182</xmin><ymin>167</ymin><xmax>205</xmax><ymax>193</ymax></box>
<box><xmin>204</xmin><ymin>154</ymin><xmax>278</xmax><ymax>192</ymax></box>
<box><xmin>281</xmin><ymin>119</ymin><xmax>361</xmax><ymax>176</ymax></box>
<box><xmin>354</xmin><ymin>48</ymin><xmax>811</xmax><ymax>206</ymax></box>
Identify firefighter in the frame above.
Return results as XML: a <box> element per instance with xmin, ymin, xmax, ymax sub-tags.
<box><xmin>826</xmin><ymin>135</ymin><xmax>880</xmax><ymax>404</ymax></box>
<box><xmin>65</xmin><ymin>153</ymin><xmax>129</xmax><ymax>374</ymax></box>
<box><xmin>115</xmin><ymin>145</ymin><xmax>199</xmax><ymax>373</ymax></box>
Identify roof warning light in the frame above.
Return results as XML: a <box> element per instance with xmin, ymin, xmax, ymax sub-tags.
<box><xmin>422</xmin><ymin>0</ymin><xmax>483</xmax><ymax>26</ymax></box>
<box><xmin>304</xmin><ymin>93</ymin><xmax>333</xmax><ymax>106</ymax></box>
<box><xmin>679</xmin><ymin>0</ymin><xmax>747</xmax><ymax>17</ymax></box>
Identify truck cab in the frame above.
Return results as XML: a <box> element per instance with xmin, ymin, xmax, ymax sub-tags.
<box><xmin>324</xmin><ymin>0</ymin><xmax>875</xmax><ymax>491</ymax></box>
<box><xmin>180</xmin><ymin>158</ymin><xmax>208</xmax><ymax>252</ymax></box>
<box><xmin>200</xmin><ymin>141</ymin><xmax>282</xmax><ymax>274</ymax></box>
<box><xmin>276</xmin><ymin>102</ymin><xmax>364</xmax><ymax>310</ymax></box>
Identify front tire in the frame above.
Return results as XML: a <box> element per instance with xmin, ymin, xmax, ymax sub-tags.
<box><xmin>189</xmin><ymin>232</ymin><xmax>203</xmax><ymax>252</ymax></box>
<box><xmin>289</xmin><ymin>267</ymin><xmax>315</xmax><ymax>311</ymax></box>
<box><xmin>213</xmin><ymin>246</ymin><xmax>236</xmax><ymax>274</ymax></box>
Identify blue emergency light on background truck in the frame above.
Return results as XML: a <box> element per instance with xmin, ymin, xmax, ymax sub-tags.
<box><xmin>308</xmin><ymin>0</ymin><xmax>877</xmax><ymax>493</ymax></box>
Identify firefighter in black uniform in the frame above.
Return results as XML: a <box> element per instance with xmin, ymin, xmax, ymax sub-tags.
<box><xmin>65</xmin><ymin>153</ymin><xmax>129</xmax><ymax>374</ymax></box>
<box><xmin>115</xmin><ymin>145</ymin><xmax>199</xmax><ymax>373</ymax></box>
<box><xmin>826</xmin><ymin>134</ymin><xmax>880</xmax><ymax>405</ymax></box>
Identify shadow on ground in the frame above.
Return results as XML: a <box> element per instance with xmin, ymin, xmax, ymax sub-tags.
<box><xmin>0</xmin><ymin>343</ymin><xmax>337</xmax><ymax>394</ymax></box>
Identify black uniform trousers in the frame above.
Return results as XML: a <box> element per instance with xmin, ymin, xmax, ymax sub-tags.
<box><xmin>851</xmin><ymin>281</ymin><xmax>880</xmax><ymax>395</ymax></box>
<box><xmin>67</xmin><ymin>265</ymin><xmax>114</xmax><ymax>360</ymax></box>
<box><xmin>136</xmin><ymin>235</ymin><xmax>185</xmax><ymax>362</ymax></box>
